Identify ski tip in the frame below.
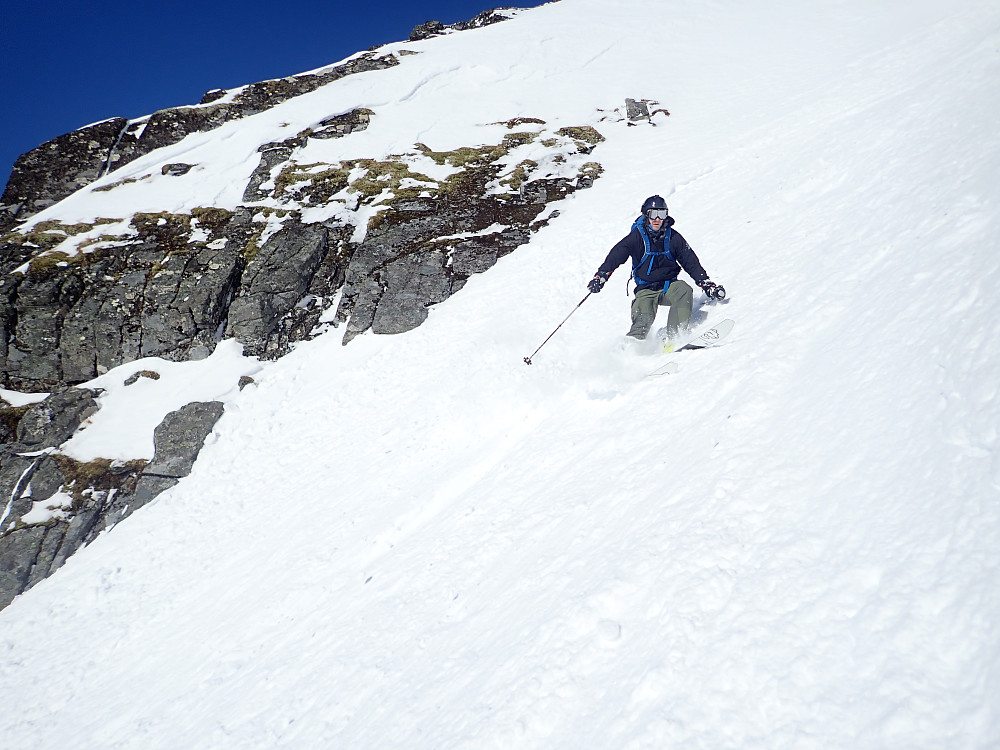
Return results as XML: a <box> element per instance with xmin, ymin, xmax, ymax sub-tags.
<box><xmin>645</xmin><ymin>362</ymin><xmax>680</xmax><ymax>378</ymax></box>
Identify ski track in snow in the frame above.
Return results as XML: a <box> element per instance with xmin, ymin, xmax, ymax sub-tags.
<box><xmin>2</xmin><ymin>1</ymin><xmax>999</xmax><ymax>748</ymax></box>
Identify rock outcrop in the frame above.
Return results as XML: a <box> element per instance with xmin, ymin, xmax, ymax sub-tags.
<box><xmin>409</xmin><ymin>7</ymin><xmax>521</xmax><ymax>41</ymax></box>
<box><xmin>0</xmin><ymin>118</ymin><xmax>130</xmax><ymax>231</ymax></box>
<box><xmin>0</xmin><ymin>52</ymin><xmax>399</xmax><ymax>233</ymax></box>
<box><xmin>1</xmin><ymin>118</ymin><xmax>604</xmax><ymax>389</ymax></box>
<box><xmin>0</xmin><ymin>396</ymin><xmax>224</xmax><ymax>609</ymax></box>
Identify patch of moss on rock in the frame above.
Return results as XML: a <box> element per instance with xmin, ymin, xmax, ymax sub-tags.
<box><xmin>580</xmin><ymin>161</ymin><xmax>604</xmax><ymax>181</ymax></box>
<box><xmin>0</xmin><ymin>402</ymin><xmax>32</xmax><ymax>442</ymax></box>
<box><xmin>123</xmin><ymin>370</ymin><xmax>161</xmax><ymax>386</ymax></box>
<box><xmin>93</xmin><ymin>175</ymin><xmax>150</xmax><ymax>193</ymax></box>
<box><xmin>413</xmin><ymin>142</ymin><xmax>504</xmax><ymax>169</ymax></box>
<box><xmin>275</xmin><ymin>157</ymin><xmax>441</xmax><ymax>205</ymax></box>
<box><xmin>269</xmin><ymin>124</ymin><xmax>602</xmax><ymax>216</ymax></box>
<box><xmin>25</xmin><ymin>245</ymin><xmax>120</xmax><ymax>281</ymax></box>
<box><xmin>130</xmin><ymin>211</ymin><xmax>192</xmax><ymax>234</ymax></box>
<box><xmin>49</xmin><ymin>455</ymin><xmax>148</xmax><ymax>509</ymax></box>
<box><xmin>2</xmin><ymin>218</ymin><xmax>119</xmax><ymax>252</ymax></box>
<box><xmin>557</xmin><ymin>126</ymin><xmax>606</xmax><ymax>146</ymax></box>
<box><xmin>497</xmin><ymin>117</ymin><xmax>546</xmax><ymax>128</ymax></box>
<box><xmin>273</xmin><ymin>162</ymin><xmax>352</xmax><ymax>201</ymax></box>
<box><xmin>502</xmin><ymin>159</ymin><xmax>539</xmax><ymax>190</ymax></box>
<box><xmin>190</xmin><ymin>206</ymin><xmax>233</xmax><ymax>229</ymax></box>
<box><xmin>501</xmin><ymin>131</ymin><xmax>539</xmax><ymax>149</ymax></box>
<box><xmin>349</xmin><ymin>159</ymin><xmax>439</xmax><ymax>201</ymax></box>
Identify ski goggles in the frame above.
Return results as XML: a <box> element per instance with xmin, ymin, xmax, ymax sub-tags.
<box><xmin>645</xmin><ymin>208</ymin><xmax>668</xmax><ymax>220</ymax></box>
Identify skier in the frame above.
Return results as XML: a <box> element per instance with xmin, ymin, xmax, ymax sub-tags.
<box><xmin>587</xmin><ymin>195</ymin><xmax>725</xmax><ymax>342</ymax></box>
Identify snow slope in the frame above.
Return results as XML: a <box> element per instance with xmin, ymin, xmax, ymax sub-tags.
<box><xmin>3</xmin><ymin>0</ymin><xmax>999</xmax><ymax>747</ymax></box>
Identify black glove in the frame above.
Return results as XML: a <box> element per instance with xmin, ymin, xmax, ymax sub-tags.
<box><xmin>588</xmin><ymin>272</ymin><xmax>609</xmax><ymax>293</ymax></box>
<box><xmin>699</xmin><ymin>279</ymin><xmax>726</xmax><ymax>301</ymax></box>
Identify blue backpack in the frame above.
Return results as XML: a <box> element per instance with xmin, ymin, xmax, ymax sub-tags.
<box><xmin>629</xmin><ymin>216</ymin><xmax>674</xmax><ymax>291</ymax></box>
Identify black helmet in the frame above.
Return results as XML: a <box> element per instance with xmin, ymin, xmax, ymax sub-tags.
<box><xmin>641</xmin><ymin>195</ymin><xmax>668</xmax><ymax>216</ymax></box>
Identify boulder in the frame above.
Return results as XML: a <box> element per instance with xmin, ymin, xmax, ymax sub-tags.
<box><xmin>143</xmin><ymin>401</ymin><xmax>225</xmax><ymax>480</ymax></box>
<box><xmin>410</xmin><ymin>21</ymin><xmax>446</xmax><ymax>40</ymax></box>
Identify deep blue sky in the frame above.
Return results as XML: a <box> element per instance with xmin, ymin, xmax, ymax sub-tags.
<box><xmin>0</xmin><ymin>0</ymin><xmax>550</xmax><ymax>190</ymax></box>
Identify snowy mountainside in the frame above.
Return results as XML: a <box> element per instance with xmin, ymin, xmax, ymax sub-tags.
<box><xmin>2</xmin><ymin>0</ymin><xmax>1000</xmax><ymax>748</ymax></box>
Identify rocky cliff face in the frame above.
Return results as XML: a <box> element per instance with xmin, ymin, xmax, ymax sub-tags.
<box><xmin>0</xmin><ymin>114</ymin><xmax>603</xmax><ymax>390</ymax></box>
<box><xmin>0</xmin><ymin>4</ymin><xmax>610</xmax><ymax>608</ymax></box>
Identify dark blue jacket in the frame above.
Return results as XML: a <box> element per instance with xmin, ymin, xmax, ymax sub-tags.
<box><xmin>598</xmin><ymin>216</ymin><xmax>709</xmax><ymax>291</ymax></box>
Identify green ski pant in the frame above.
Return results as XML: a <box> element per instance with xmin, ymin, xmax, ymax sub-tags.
<box><xmin>627</xmin><ymin>280</ymin><xmax>694</xmax><ymax>340</ymax></box>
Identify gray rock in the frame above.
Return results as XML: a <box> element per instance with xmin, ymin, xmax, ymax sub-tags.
<box><xmin>0</xmin><ymin>291</ymin><xmax>14</xmax><ymax>373</ymax></box>
<box><xmin>59</xmin><ymin>295</ymin><xmax>102</xmax><ymax>383</ymax></box>
<box><xmin>0</xmin><ymin>118</ymin><xmax>129</xmax><ymax>231</ymax></box>
<box><xmin>0</xmin><ymin>452</ymin><xmax>39</xmax><ymax>526</ymax></box>
<box><xmin>16</xmin><ymin>389</ymin><xmax>98</xmax><ymax>447</ymax></box>
<box><xmin>0</xmin><ymin>526</ymin><xmax>48</xmax><ymax>610</ymax></box>
<box><xmin>410</xmin><ymin>20</ymin><xmax>446</xmax><ymax>40</ymax></box>
<box><xmin>451</xmin><ymin>237</ymin><xmax>500</xmax><ymax>275</ymax></box>
<box><xmin>19</xmin><ymin>454</ymin><xmax>66</xmax><ymax>502</ymax></box>
<box><xmin>24</xmin><ymin>523</ymin><xmax>67</xmax><ymax>591</ymax></box>
<box><xmin>104</xmin><ymin>475</ymin><xmax>178</xmax><ymax>525</ymax></box>
<box><xmin>161</xmin><ymin>163</ymin><xmax>195</xmax><ymax>176</ymax></box>
<box><xmin>48</xmin><ymin>508</ymin><xmax>102</xmax><ymax>572</ymax></box>
<box><xmin>143</xmin><ymin>401</ymin><xmax>224</xmax><ymax>479</ymax></box>
<box><xmin>370</xmin><ymin>250</ymin><xmax>453</xmax><ymax>335</ymax></box>
<box><xmin>139</xmin><ymin>240</ymin><xmax>243</xmax><ymax>360</ymax></box>
<box><xmin>625</xmin><ymin>98</ymin><xmax>651</xmax><ymax>122</ymax></box>
<box><xmin>1</xmin><ymin>210</ymin><xmax>245</xmax><ymax>389</ymax></box>
<box><xmin>225</xmin><ymin>222</ymin><xmax>327</xmax><ymax>356</ymax></box>
<box><xmin>311</xmin><ymin>108</ymin><xmax>372</xmax><ymax>139</ymax></box>
<box><xmin>243</xmin><ymin>146</ymin><xmax>294</xmax><ymax>203</ymax></box>
<box><xmin>410</xmin><ymin>8</ymin><xmax>517</xmax><ymax>41</ymax></box>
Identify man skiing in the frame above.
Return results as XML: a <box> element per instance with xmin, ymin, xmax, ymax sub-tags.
<box><xmin>587</xmin><ymin>195</ymin><xmax>725</xmax><ymax>342</ymax></box>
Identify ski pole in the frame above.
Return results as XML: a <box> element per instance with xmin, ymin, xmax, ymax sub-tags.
<box><xmin>523</xmin><ymin>292</ymin><xmax>592</xmax><ymax>365</ymax></box>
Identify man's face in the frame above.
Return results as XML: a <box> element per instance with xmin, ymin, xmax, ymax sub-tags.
<box><xmin>646</xmin><ymin>208</ymin><xmax>667</xmax><ymax>230</ymax></box>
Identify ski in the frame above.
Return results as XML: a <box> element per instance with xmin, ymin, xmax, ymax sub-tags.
<box><xmin>646</xmin><ymin>319</ymin><xmax>735</xmax><ymax>377</ymax></box>
<box><xmin>646</xmin><ymin>361</ymin><xmax>680</xmax><ymax>378</ymax></box>
<box><xmin>668</xmin><ymin>317</ymin><xmax>735</xmax><ymax>352</ymax></box>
